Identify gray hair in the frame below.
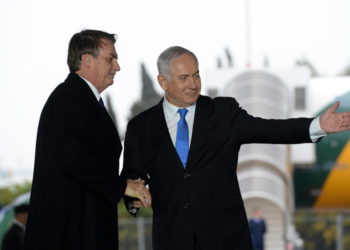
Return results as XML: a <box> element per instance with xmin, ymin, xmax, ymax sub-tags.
<box><xmin>157</xmin><ymin>46</ymin><xmax>198</xmax><ymax>81</ymax></box>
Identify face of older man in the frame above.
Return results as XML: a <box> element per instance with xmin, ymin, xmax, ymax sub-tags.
<box><xmin>89</xmin><ymin>38</ymin><xmax>120</xmax><ymax>93</ymax></box>
<box><xmin>158</xmin><ymin>53</ymin><xmax>201</xmax><ymax>108</ymax></box>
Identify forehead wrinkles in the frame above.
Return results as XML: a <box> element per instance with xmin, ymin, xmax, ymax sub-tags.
<box><xmin>99</xmin><ymin>38</ymin><xmax>111</xmax><ymax>47</ymax></box>
<box><xmin>98</xmin><ymin>39</ymin><xmax>115</xmax><ymax>54</ymax></box>
<box><xmin>170</xmin><ymin>60</ymin><xmax>198</xmax><ymax>76</ymax></box>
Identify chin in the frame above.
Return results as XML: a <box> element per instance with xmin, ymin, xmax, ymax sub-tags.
<box><xmin>189</xmin><ymin>95</ymin><xmax>199</xmax><ymax>103</ymax></box>
<box><xmin>184</xmin><ymin>99</ymin><xmax>197</xmax><ymax>107</ymax></box>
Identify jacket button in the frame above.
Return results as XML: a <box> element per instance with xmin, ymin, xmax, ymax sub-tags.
<box><xmin>184</xmin><ymin>173</ymin><xmax>191</xmax><ymax>179</ymax></box>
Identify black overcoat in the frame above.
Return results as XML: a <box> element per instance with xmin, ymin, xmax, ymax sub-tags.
<box><xmin>24</xmin><ymin>73</ymin><xmax>126</xmax><ymax>250</ymax></box>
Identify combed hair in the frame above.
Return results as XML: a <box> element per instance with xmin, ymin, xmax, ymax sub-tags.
<box><xmin>14</xmin><ymin>204</ymin><xmax>29</xmax><ymax>214</ymax></box>
<box><xmin>157</xmin><ymin>46</ymin><xmax>198</xmax><ymax>80</ymax></box>
<box><xmin>67</xmin><ymin>29</ymin><xmax>116</xmax><ymax>73</ymax></box>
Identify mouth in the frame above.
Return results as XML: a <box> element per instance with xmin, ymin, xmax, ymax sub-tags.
<box><xmin>185</xmin><ymin>91</ymin><xmax>199</xmax><ymax>97</ymax></box>
<box><xmin>109</xmin><ymin>74</ymin><xmax>116</xmax><ymax>81</ymax></box>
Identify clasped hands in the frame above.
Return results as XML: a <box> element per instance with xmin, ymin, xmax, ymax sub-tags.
<box><xmin>125</xmin><ymin>178</ymin><xmax>152</xmax><ymax>208</ymax></box>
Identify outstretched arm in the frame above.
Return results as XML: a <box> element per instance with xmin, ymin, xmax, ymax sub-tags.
<box><xmin>320</xmin><ymin>101</ymin><xmax>350</xmax><ymax>134</ymax></box>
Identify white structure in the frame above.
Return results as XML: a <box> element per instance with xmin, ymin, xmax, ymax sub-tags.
<box><xmin>204</xmin><ymin>67</ymin><xmax>350</xmax><ymax>249</ymax></box>
<box><xmin>203</xmin><ymin>66</ymin><xmax>312</xmax><ymax>249</ymax></box>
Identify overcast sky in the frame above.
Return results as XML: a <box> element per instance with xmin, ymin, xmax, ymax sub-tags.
<box><xmin>1</xmin><ymin>0</ymin><xmax>350</xmax><ymax>180</ymax></box>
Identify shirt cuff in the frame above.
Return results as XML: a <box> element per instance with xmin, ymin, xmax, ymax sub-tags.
<box><xmin>310</xmin><ymin>117</ymin><xmax>327</xmax><ymax>142</ymax></box>
<box><xmin>127</xmin><ymin>202</ymin><xmax>138</xmax><ymax>215</ymax></box>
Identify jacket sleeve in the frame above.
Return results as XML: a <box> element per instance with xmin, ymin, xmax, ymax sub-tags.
<box><xmin>226</xmin><ymin>98</ymin><xmax>314</xmax><ymax>145</ymax></box>
<box><xmin>121</xmin><ymin>121</ymin><xmax>150</xmax><ymax>216</ymax></box>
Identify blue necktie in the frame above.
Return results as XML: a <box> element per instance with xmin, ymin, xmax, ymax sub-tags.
<box><xmin>99</xmin><ymin>97</ymin><xmax>105</xmax><ymax>108</ymax></box>
<box><xmin>176</xmin><ymin>108</ymin><xmax>189</xmax><ymax>167</ymax></box>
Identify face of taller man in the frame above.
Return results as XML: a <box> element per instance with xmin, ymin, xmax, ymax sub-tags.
<box><xmin>89</xmin><ymin>38</ymin><xmax>120</xmax><ymax>93</ymax></box>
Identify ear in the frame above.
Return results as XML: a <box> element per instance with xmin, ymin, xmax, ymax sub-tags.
<box><xmin>81</xmin><ymin>54</ymin><xmax>92</xmax><ymax>69</ymax></box>
<box><xmin>157</xmin><ymin>74</ymin><xmax>168</xmax><ymax>91</ymax></box>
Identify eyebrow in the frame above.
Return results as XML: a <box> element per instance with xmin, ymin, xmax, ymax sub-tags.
<box><xmin>186</xmin><ymin>71</ymin><xmax>200</xmax><ymax>77</ymax></box>
<box><xmin>178</xmin><ymin>71</ymin><xmax>200</xmax><ymax>78</ymax></box>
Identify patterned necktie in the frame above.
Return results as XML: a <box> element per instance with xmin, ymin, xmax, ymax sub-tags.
<box><xmin>176</xmin><ymin>108</ymin><xmax>189</xmax><ymax>167</ymax></box>
<box><xmin>99</xmin><ymin>97</ymin><xmax>105</xmax><ymax>108</ymax></box>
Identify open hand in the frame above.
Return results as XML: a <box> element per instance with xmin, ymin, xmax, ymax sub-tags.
<box><xmin>320</xmin><ymin>101</ymin><xmax>350</xmax><ymax>133</ymax></box>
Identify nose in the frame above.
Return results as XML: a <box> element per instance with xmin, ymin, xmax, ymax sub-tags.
<box><xmin>189</xmin><ymin>76</ymin><xmax>197</xmax><ymax>88</ymax></box>
<box><xmin>114</xmin><ymin>60</ymin><xmax>120</xmax><ymax>71</ymax></box>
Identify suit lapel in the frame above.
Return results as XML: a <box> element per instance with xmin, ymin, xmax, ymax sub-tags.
<box><xmin>186</xmin><ymin>96</ymin><xmax>211</xmax><ymax>171</ymax></box>
<box><xmin>152</xmin><ymin>96</ymin><xmax>212</xmax><ymax>171</ymax></box>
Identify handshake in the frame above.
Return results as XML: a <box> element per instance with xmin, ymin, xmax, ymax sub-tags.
<box><xmin>124</xmin><ymin>179</ymin><xmax>152</xmax><ymax>208</ymax></box>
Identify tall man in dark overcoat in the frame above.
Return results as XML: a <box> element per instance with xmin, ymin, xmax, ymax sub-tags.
<box><xmin>23</xmin><ymin>29</ymin><xmax>151</xmax><ymax>250</ymax></box>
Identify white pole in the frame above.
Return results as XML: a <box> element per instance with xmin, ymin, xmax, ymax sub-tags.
<box><xmin>336</xmin><ymin>214</ymin><xmax>343</xmax><ymax>250</ymax></box>
<box><xmin>137</xmin><ymin>217</ymin><xmax>146</xmax><ymax>250</ymax></box>
<box><xmin>245</xmin><ymin>0</ymin><xmax>251</xmax><ymax>68</ymax></box>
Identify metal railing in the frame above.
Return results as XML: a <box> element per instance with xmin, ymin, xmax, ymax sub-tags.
<box><xmin>118</xmin><ymin>217</ymin><xmax>152</xmax><ymax>250</ymax></box>
<box><xmin>118</xmin><ymin>212</ymin><xmax>350</xmax><ymax>250</ymax></box>
<box><xmin>294</xmin><ymin>211</ymin><xmax>350</xmax><ymax>250</ymax></box>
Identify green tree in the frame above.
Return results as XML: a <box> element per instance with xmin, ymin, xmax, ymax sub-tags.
<box><xmin>0</xmin><ymin>181</ymin><xmax>31</xmax><ymax>206</ymax></box>
<box><xmin>129</xmin><ymin>63</ymin><xmax>161</xmax><ymax>120</ymax></box>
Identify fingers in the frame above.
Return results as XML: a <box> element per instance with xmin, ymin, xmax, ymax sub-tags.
<box><xmin>341</xmin><ymin>113</ymin><xmax>350</xmax><ymax>120</ymax></box>
<box><xmin>138</xmin><ymin>188</ymin><xmax>152</xmax><ymax>208</ymax></box>
<box><xmin>132</xmin><ymin>200</ymin><xmax>145</xmax><ymax>208</ymax></box>
<box><xmin>328</xmin><ymin>101</ymin><xmax>340</xmax><ymax>113</ymax></box>
<box><xmin>134</xmin><ymin>178</ymin><xmax>145</xmax><ymax>185</ymax></box>
<box><xmin>125</xmin><ymin>179</ymin><xmax>152</xmax><ymax>208</ymax></box>
<box><xmin>335</xmin><ymin>112</ymin><xmax>350</xmax><ymax>129</ymax></box>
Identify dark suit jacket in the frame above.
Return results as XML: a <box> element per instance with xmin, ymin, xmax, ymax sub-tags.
<box><xmin>1</xmin><ymin>222</ymin><xmax>25</xmax><ymax>250</ymax></box>
<box><xmin>249</xmin><ymin>218</ymin><xmax>266</xmax><ymax>250</ymax></box>
<box><xmin>23</xmin><ymin>73</ymin><xmax>126</xmax><ymax>250</ymax></box>
<box><xmin>122</xmin><ymin>95</ymin><xmax>313</xmax><ymax>250</ymax></box>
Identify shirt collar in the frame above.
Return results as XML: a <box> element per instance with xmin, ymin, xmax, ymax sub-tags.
<box><xmin>79</xmin><ymin>75</ymin><xmax>101</xmax><ymax>101</ymax></box>
<box><xmin>163</xmin><ymin>97</ymin><xmax>196</xmax><ymax>117</ymax></box>
<box><xmin>13</xmin><ymin>219</ymin><xmax>25</xmax><ymax>230</ymax></box>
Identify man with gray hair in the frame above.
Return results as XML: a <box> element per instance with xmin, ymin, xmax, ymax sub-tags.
<box><xmin>122</xmin><ymin>45</ymin><xmax>350</xmax><ymax>250</ymax></box>
<box><xmin>23</xmin><ymin>29</ymin><xmax>151</xmax><ymax>250</ymax></box>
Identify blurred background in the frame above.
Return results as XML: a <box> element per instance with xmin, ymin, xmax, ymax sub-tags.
<box><xmin>1</xmin><ymin>0</ymin><xmax>350</xmax><ymax>249</ymax></box>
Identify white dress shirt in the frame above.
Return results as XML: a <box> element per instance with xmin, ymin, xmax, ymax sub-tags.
<box><xmin>13</xmin><ymin>219</ymin><xmax>25</xmax><ymax>231</ymax></box>
<box><xmin>162</xmin><ymin>97</ymin><xmax>326</xmax><ymax>146</ymax></box>
<box><xmin>310</xmin><ymin>117</ymin><xmax>326</xmax><ymax>142</ymax></box>
<box><xmin>79</xmin><ymin>75</ymin><xmax>101</xmax><ymax>101</ymax></box>
<box><xmin>163</xmin><ymin>97</ymin><xmax>196</xmax><ymax>146</ymax></box>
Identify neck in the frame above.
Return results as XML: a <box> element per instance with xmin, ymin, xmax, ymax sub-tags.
<box><xmin>76</xmin><ymin>71</ymin><xmax>102</xmax><ymax>93</ymax></box>
<box><xmin>164</xmin><ymin>96</ymin><xmax>194</xmax><ymax>108</ymax></box>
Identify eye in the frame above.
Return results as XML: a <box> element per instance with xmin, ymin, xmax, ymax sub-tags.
<box><xmin>179</xmin><ymin>75</ymin><xmax>187</xmax><ymax>81</ymax></box>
